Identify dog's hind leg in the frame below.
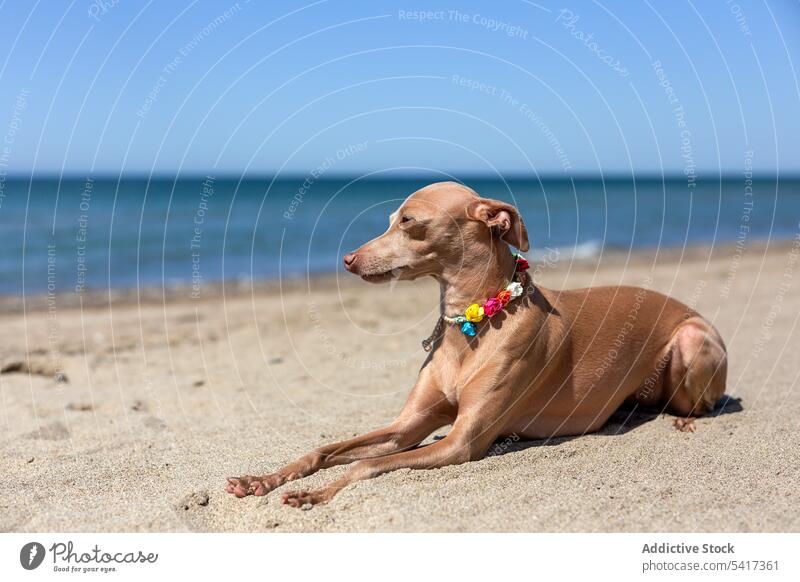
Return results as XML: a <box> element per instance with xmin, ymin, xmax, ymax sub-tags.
<box><xmin>662</xmin><ymin>317</ymin><xmax>727</xmax><ymax>424</ymax></box>
<box><xmin>226</xmin><ymin>385</ymin><xmax>454</xmax><ymax>497</ymax></box>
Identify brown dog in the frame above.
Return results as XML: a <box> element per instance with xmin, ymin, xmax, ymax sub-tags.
<box><xmin>226</xmin><ymin>181</ymin><xmax>727</xmax><ymax>507</ymax></box>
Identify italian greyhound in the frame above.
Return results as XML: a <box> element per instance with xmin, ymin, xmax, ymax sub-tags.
<box><xmin>226</xmin><ymin>181</ymin><xmax>727</xmax><ymax>507</ymax></box>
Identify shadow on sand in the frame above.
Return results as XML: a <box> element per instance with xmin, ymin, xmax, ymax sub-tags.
<box><xmin>479</xmin><ymin>394</ymin><xmax>744</xmax><ymax>458</ymax></box>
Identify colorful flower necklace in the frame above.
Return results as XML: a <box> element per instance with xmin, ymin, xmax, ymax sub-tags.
<box><xmin>422</xmin><ymin>254</ymin><xmax>529</xmax><ymax>350</ymax></box>
<box><xmin>443</xmin><ymin>253</ymin><xmax>530</xmax><ymax>336</ymax></box>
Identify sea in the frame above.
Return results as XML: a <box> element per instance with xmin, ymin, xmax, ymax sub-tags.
<box><xmin>0</xmin><ymin>175</ymin><xmax>797</xmax><ymax>296</ymax></box>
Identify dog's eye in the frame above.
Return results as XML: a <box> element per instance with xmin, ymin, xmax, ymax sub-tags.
<box><xmin>399</xmin><ymin>215</ymin><xmax>424</xmax><ymax>238</ymax></box>
<box><xmin>399</xmin><ymin>216</ymin><xmax>418</xmax><ymax>229</ymax></box>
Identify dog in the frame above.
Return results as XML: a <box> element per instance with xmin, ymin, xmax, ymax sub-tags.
<box><xmin>226</xmin><ymin>181</ymin><xmax>727</xmax><ymax>507</ymax></box>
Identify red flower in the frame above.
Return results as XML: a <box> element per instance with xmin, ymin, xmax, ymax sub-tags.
<box><xmin>515</xmin><ymin>256</ymin><xmax>529</xmax><ymax>271</ymax></box>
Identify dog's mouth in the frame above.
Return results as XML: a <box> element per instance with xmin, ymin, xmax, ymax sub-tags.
<box><xmin>360</xmin><ymin>267</ymin><xmax>403</xmax><ymax>284</ymax></box>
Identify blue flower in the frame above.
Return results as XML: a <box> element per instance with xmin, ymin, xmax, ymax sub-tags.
<box><xmin>460</xmin><ymin>321</ymin><xmax>477</xmax><ymax>336</ymax></box>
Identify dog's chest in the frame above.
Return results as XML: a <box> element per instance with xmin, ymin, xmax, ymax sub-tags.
<box><xmin>431</xmin><ymin>340</ymin><xmax>512</xmax><ymax>403</ymax></box>
<box><xmin>428</xmin><ymin>343</ymin><xmax>467</xmax><ymax>403</ymax></box>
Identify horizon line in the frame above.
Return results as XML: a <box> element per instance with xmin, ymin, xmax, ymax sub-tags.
<box><xmin>2</xmin><ymin>170</ymin><xmax>798</xmax><ymax>182</ymax></box>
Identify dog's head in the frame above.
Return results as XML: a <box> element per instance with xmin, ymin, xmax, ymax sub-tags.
<box><xmin>343</xmin><ymin>181</ymin><xmax>529</xmax><ymax>283</ymax></box>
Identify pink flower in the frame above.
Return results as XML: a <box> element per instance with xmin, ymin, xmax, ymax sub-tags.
<box><xmin>483</xmin><ymin>297</ymin><xmax>503</xmax><ymax>317</ymax></box>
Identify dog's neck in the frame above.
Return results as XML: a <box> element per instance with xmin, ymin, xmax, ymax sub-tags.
<box><xmin>437</xmin><ymin>243</ymin><xmax>517</xmax><ymax>316</ymax></box>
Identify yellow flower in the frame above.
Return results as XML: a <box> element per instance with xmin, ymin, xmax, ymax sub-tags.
<box><xmin>464</xmin><ymin>303</ymin><xmax>485</xmax><ymax>323</ymax></box>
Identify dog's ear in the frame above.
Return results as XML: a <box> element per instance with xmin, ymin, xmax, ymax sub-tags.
<box><xmin>466</xmin><ymin>198</ymin><xmax>530</xmax><ymax>252</ymax></box>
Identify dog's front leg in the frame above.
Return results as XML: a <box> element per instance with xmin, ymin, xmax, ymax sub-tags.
<box><xmin>226</xmin><ymin>379</ymin><xmax>453</xmax><ymax>498</ymax></box>
<box><xmin>281</xmin><ymin>388</ymin><xmax>510</xmax><ymax>507</ymax></box>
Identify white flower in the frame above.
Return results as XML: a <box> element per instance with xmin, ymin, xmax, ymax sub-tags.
<box><xmin>507</xmin><ymin>281</ymin><xmax>524</xmax><ymax>299</ymax></box>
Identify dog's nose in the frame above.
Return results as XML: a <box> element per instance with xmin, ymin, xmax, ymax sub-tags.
<box><xmin>343</xmin><ymin>252</ymin><xmax>357</xmax><ymax>271</ymax></box>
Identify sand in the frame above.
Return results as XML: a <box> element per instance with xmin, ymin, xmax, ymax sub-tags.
<box><xmin>2</xmin><ymin>241</ymin><xmax>799</xmax><ymax>532</ymax></box>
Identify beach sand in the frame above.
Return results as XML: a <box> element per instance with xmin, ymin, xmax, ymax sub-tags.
<box><xmin>2</xmin><ymin>241</ymin><xmax>799</xmax><ymax>532</ymax></box>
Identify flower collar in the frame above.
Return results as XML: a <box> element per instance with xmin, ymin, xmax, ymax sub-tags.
<box><xmin>422</xmin><ymin>253</ymin><xmax>529</xmax><ymax>350</ymax></box>
<box><xmin>442</xmin><ymin>253</ymin><xmax>529</xmax><ymax>336</ymax></box>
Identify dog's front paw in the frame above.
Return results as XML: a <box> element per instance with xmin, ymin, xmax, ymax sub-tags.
<box><xmin>225</xmin><ymin>474</ymin><xmax>283</xmax><ymax>497</ymax></box>
<box><xmin>281</xmin><ymin>489</ymin><xmax>330</xmax><ymax>509</ymax></box>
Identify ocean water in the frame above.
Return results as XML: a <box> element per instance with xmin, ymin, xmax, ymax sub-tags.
<box><xmin>0</xmin><ymin>175</ymin><xmax>797</xmax><ymax>296</ymax></box>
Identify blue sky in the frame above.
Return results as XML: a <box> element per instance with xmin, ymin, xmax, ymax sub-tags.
<box><xmin>1</xmin><ymin>0</ymin><xmax>798</xmax><ymax>176</ymax></box>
